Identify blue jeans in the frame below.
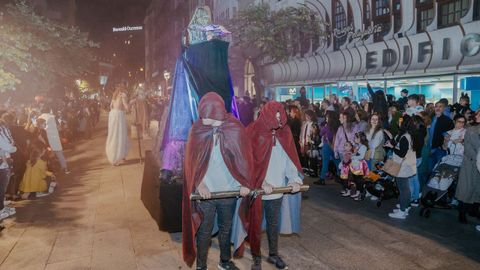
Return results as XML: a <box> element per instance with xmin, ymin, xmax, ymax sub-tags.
<box><xmin>320</xmin><ymin>143</ymin><xmax>333</xmax><ymax>179</ymax></box>
<box><xmin>409</xmin><ymin>158</ymin><xmax>422</xmax><ymax>201</ymax></box>
<box><xmin>196</xmin><ymin>198</ymin><xmax>236</xmax><ymax>268</ymax></box>
<box><xmin>396</xmin><ymin>177</ymin><xmax>412</xmax><ymax>211</ymax></box>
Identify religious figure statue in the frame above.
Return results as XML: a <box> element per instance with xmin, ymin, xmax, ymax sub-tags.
<box><xmin>153</xmin><ymin>6</ymin><xmax>239</xmax><ymax>183</ymax></box>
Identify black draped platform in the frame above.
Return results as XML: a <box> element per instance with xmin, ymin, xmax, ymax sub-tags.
<box><xmin>141</xmin><ymin>151</ymin><xmax>182</xmax><ymax>233</ymax></box>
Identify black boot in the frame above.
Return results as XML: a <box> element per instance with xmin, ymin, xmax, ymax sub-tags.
<box><xmin>458</xmin><ymin>201</ymin><xmax>469</xmax><ymax>224</ymax></box>
<box><xmin>468</xmin><ymin>203</ymin><xmax>480</xmax><ymax>219</ymax></box>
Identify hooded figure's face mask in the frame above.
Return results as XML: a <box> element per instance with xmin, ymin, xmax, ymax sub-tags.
<box><xmin>198</xmin><ymin>92</ymin><xmax>226</xmax><ymax>126</ymax></box>
<box><xmin>260</xmin><ymin>102</ymin><xmax>287</xmax><ymax>131</ymax></box>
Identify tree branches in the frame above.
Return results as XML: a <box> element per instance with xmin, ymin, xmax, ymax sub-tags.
<box><xmin>0</xmin><ymin>0</ymin><xmax>98</xmax><ymax>93</ymax></box>
<box><xmin>228</xmin><ymin>3</ymin><xmax>328</xmax><ymax>65</ymax></box>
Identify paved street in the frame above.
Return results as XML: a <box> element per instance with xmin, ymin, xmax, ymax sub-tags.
<box><xmin>0</xmin><ymin>116</ymin><xmax>479</xmax><ymax>270</ymax></box>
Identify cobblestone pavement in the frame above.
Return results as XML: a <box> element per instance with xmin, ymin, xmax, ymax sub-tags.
<box><xmin>0</xmin><ymin>115</ymin><xmax>479</xmax><ymax>270</ymax></box>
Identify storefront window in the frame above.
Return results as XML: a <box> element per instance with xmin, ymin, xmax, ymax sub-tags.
<box><xmin>364</xmin><ymin>0</ymin><xmax>371</xmax><ymax>27</ymax></box>
<box><xmin>393</xmin><ymin>0</ymin><xmax>402</xmax><ymax>33</ymax></box>
<box><xmin>375</xmin><ymin>0</ymin><xmax>390</xmax><ymax>16</ymax></box>
<box><xmin>438</xmin><ymin>0</ymin><xmax>470</xmax><ymax>28</ymax></box>
<box><xmin>419</xmin><ymin>8</ymin><xmax>434</xmax><ymax>31</ymax></box>
<box><xmin>333</xmin><ymin>0</ymin><xmax>347</xmax><ymax>50</ymax></box>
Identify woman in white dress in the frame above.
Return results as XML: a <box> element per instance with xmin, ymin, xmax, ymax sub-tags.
<box><xmin>106</xmin><ymin>86</ymin><xmax>129</xmax><ymax>166</ymax></box>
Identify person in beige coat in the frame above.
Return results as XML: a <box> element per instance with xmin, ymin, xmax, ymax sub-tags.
<box><xmin>455</xmin><ymin>111</ymin><xmax>480</xmax><ymax>224</ymax></box>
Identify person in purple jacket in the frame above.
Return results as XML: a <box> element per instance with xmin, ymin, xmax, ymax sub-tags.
<box><xmin>334</xmin><ymin>111</ymin><xmax>359</xmax><ymax>170</ymax></box>
<box><xmin>314</xmin><ymin>111</ymin><xmax>340</xmax><ymax>185</ymax></box>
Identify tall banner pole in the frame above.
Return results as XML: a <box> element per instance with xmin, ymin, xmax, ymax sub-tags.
<box><xmin>134</xmin><ymin>104</ymin><xmax>144</xmax><ymax>164</ymax></box>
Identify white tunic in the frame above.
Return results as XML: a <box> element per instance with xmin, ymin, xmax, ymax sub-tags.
<box><xmin>263</xmin><ymin>141</ymin><xmax>303</xmax><ymax>200</ymax></box>
<box><xmin>39</xmin><ymin>113</ymin><xmax>62</xmax><ymax>151</ymax></box>
<box><xmin>202</xmin><ymin>135</ymin><xmax>241</xmax><ymax>193</ymax></box>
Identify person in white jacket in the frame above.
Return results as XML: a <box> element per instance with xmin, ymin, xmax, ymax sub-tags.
<box><xmin>0</xmin><ymin>122</ymin><xmax>17</xmax><ymax>220</ymax></box>
<box><xmin>38</xmin><ymin>107</ymin><xmax>70</xmax><ymax>174</ymax></box>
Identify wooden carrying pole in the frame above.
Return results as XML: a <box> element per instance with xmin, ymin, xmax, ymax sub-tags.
<box><xmin>190</xmin><ymin>185</ymin><xmax>310</xmax><ymax>201</ymax></box>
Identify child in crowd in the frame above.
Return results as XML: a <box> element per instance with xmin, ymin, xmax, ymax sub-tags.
<box><xmin>349</xmin><ymin>132</ymin><xmax>370</xmax><ymax>201</ymax></box>
<box><xmin>19</xmin><ymin>147</ymin><xmax>56</xmax><ymax>199</ymax></box>
<box><xmin>405</xmin><ymin>94</ymin><xmax>424</xmax><ymax>116</ymax></box>
<box><xmin>340</xmin><ymin>141</ymin><xmax>354</xmax><ymax>196</ymax></box>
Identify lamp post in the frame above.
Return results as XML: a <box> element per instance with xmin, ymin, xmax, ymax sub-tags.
<box><xmin>163</xmin><ymin>70</ymin><xmax>171</xmax><ymax>97</ymax></box>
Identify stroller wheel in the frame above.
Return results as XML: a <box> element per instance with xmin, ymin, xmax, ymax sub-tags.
<box><xmin>376</xmin><ymin>201</ymin><xmax>381</xmax><ymax>208</ymax></box>
<box><xmin>424</xmin><ymin>209</ymin><xmax>431</xmax><ymax>218</ymax></box>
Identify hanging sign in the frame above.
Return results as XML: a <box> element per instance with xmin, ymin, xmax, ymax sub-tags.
<box><xmin>333</xmin><ymin>24</ymin><xmax>383</xmax><ymax>41</ymax></box>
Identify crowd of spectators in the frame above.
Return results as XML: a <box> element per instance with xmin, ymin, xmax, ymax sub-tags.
<box><xmin>0</xmin><ymin>95</ymin><xmax>100</xmax><ymax>222</ymax></box>
<box><xmin>237</xmin><ymin>84</ymin><xmax>480</xmax><ymax>231</ymax></box>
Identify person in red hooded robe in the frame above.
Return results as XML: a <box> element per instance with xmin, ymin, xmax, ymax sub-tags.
<box><xmin>182</xmin><ymin>92</ymin><xmax>254</xmax><ymax>270</ymax></box>
<box><xmin>247</xmin><ymin>101</ymin><xmax>304</xmax><ymax>270</ymax></box>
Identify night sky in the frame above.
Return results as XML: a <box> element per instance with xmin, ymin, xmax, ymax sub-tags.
<box><xmin>75</xmin><ymin>0</ymin><xmax>151</xmax><ymax>43</ymax></box>
<box><xmin>75</xmin><ymin>0</ymin><xmax>153</xmax><ymax>84</ymax></box>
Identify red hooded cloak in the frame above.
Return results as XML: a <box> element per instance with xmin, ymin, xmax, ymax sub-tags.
<box><xmin>246</xmin><ymin>101</ymin><xmax>304</xmax><ymax>256</ymax></box>
<box><xmin>182</xmin><ymin>92</ymin><xmax>254</xmax><ymax>266</ymax></box>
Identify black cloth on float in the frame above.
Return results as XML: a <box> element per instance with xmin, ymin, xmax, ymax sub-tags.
<box><xmin>183</xmin><ymin>39</ymin><xmax>234</xmax><ymax>113</ymax></box>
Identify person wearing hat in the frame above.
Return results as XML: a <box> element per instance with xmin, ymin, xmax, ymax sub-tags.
<box><xmin>397</xmin><ymin>89</ymin><xmax>409</xmax><ymax>111</ymax></box>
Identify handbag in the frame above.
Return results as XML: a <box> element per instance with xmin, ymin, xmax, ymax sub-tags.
<box><xmin>382</xmin><ymin>158</ymin><xmax>402</xmax><ymax>177</ymax></box>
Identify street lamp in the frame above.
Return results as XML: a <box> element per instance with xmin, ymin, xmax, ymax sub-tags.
<box><xmin>163</xmin><ymin>70</ymin><xmax>171</xmax><ymax>96</ymax></box>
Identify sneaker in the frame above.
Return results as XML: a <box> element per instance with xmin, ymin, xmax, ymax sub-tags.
<box><xmin>353</xmin><ymin>195</ymin><xmax>364</xmax><ymax>201</ymax></box>
<box><xmin>266</xmin><ymin>255</ymin><xmax>288</xmax><ymax>270</ymax></box>
<box><xmin>350</xmin><ymin>191</ymin><xmax>361</xmax><ymax>198</ymax></box>
<box><xmin>365</xmin><ymin>192</ymin><xmax>372</xmax><ymax>198</ymax></box>
<box><xmin>476</xmin><ymin>225</ymin><xmax>480</xmax><ymax>232</ymax></box>
<box><xmin>341</xmin><ymin>190</ymin><xmax>351</xmax><ymax>197</ymax></box>
<box><xmin>370</xmin><ymin>196</ymin><xmax>378</xmax><ymax>201</ymax></box>
<box><xmin>0</xmin><ymin>209</ymin><xmax>10</xmax><ymax>220</ymax></box>
<box><xmin>6</xmin><ymin>207</ymin><xmax>15</xmax><ymax>214</ymax></box>
<box><xmin>410</xmin><ymin>200</ymin><xmax>420</xmax><ymax>207</ymax></box>
<box><xmin>196</xmin><ymin>267</ymin><xmax>207</xmax><ymax>270</ymax></box>
<box><xmin>64</xmin><ymin>170</ymin><xmax>71</xmax><ymax>175</ymax></box>
<box><xmin>49</xmin><ymin>182</ymin><xmax>57</xmax><ymax>193</ymax></box>
<box><xmin>36</xmin><ymin>192</ymin><xmax>50</xmax><ymax>198</ymax></box>
<box><xmin>389</xmin><ymin>209</ymin><xmax>407</xmax><ymax>219</ymax></box>
<box><xmin>218</xmin><ymin>260</ymin><xmax>239</xmax><ymax>270</ymax></box>
<box><xmin>393</xmin><ymin>207</ymin><xmax>410</xmax><ymax>215</ymax></box>
<box><xmin>251</xmin><ymin>256</ymin><xmax>262</xmax><ymax>270</ymax></box>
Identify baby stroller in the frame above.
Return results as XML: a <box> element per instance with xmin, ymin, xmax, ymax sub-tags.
<box><xmin>419</xmin><ymin>154</ymin><xmax>462</xmax><ymax>218</ymax></box>
<box><xmin>364</xmin><ymin>163</ymin><xmax>399</xmax><ymax>207</ymax></box>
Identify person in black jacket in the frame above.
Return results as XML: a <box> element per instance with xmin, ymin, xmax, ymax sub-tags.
<box><xmin>428</xmin><ymin>102</ymin><xmax>454</xmax><ymax>174</ymax></box>
<box><xmin>452</xmin><ymin>93</ymin><xmax>471</xmax><ymax>117</ymax></box>
<box><xmin>396</xmin><ymin>89</ymin><xmax>408</xmax><ymax>111</ymax></box>
<box><xmin>366</xmin><ymin>82</ymin><xmax>388</xmax><ymax>121</ymax></box>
